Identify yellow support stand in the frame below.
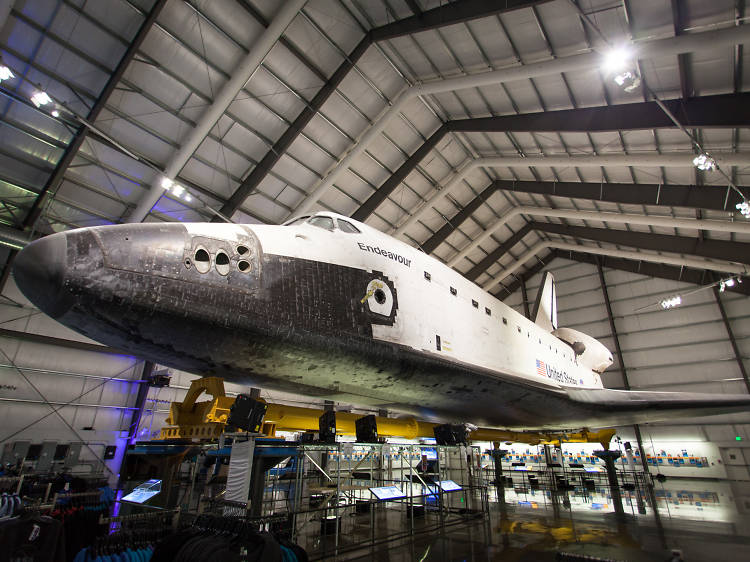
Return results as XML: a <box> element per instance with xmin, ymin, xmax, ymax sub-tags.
<box><xmin>159</xmin><ymin>377</ymin><xmax>616</xmax><ymax>449</ymax></box>
<box><xmin>159</xmin><ymin>376</ymin><xmax>234</xmax><ymax>440</ymax></box>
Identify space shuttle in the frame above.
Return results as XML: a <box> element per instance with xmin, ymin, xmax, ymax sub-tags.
<box><xmin>12</xmin><ymin>211</ymin><xmax>750</xmax><ymax>430</ymax></box>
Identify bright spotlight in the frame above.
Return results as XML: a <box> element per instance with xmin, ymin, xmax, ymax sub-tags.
<box><xmin>602</xmin><ymin>47</ymin><xmax>631</xmax><ymax>73</ymax></box>
<box><xmin>160</xmin><ymin>177</ymin><xmax>174</xmax><ymax>190</ymax></box>
<box><xmin>184</xmin><ymin>194</ymin><xmax>192</xmax><ymax>203</ymax></box>
<box><xmin>0</xmin><ymin>65</ymin><xmax>14</xmax><ymax>82</ymax></box>
<box><xmin>725</xmin><ymin>278</ymin><xmax>736</xmax><ymax>288</ymax></box>
<box><xmin>30</xmin><ymin>91</ymin><xmax>53</xmax><ymax>107</ymax></box>
<box><xmin>171</xmin><ymin>184</ymin><xmax>185</xmax><ymax>197</ymax></box>
<box><xmin>737</xmin><ymin>199</ymin><xmax>750</xmax><ymax>218</ymax></box>
<box><xmin>692</xmin><ymin>153</ymin><xmax>716</xmax><ymax>171</ymax></box>
<box><xmin>659</xmin><ymin>295</ymin><xmax>682</xmax><ymax>309</ymax></box>
<box><xmin>51</xmin><ymin>110</ymin><xmax>60</xmax><ymax>118</ymax></box>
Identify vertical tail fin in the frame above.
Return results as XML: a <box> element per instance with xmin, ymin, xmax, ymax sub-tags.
<box><xmin>532</xmin><ymin>271</ymin><xmax>557</xmax><ymax>332</ymax></box>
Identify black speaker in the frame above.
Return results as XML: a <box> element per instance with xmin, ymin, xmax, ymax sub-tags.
<box><xmin>433</xmin><ymin>423</ymin><xmax>468</xmax><ymax>446</ymax></box>
<box><xmin>319</xmin><ymin>410</ymin><xmax>336</xmax><ymax>444</ymax></box>
<box><xmin>103</xmin><ymin>445</ymin><xmax>117</xmax><ymax>460</ymax></box>
<box><xmin>228</xmin><ymin>394</ymin><xmax>268</xmax><ymax>432</ymax></box>
<box><xmin>355</xmin><ymin>415</ymin><xmax>378</xmax><ymax>443</ymax></box>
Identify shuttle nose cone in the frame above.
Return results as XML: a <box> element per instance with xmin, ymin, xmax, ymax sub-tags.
<box><xmin>13</xmin><ymin>233</ymin><xmax>71</xmax><ymax>317</ymax></box>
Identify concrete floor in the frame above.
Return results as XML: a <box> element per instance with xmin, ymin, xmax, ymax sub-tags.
<box><xmin>327</xmin><ymin>484</ymin><xmax>750</xmax><ymax>562</ymax></box>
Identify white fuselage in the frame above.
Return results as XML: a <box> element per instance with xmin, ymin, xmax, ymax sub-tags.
<box><xmin>184</xmin><ymin>214</ymin><xmax>604</xmax><ymax>393</ymax></box>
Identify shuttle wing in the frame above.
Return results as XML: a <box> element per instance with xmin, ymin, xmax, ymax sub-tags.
<box><xmin>563</xmin><ymin>386</ymin><xmax>750</xmax><ymax>427</ymax></box>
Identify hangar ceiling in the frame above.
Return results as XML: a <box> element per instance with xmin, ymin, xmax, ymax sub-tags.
<box><xmin>0</xmin><ymin>0</ymin><xmax>749</xmax><ymax>301</ymax></box>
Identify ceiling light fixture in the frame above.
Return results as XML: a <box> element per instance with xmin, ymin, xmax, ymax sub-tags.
<box><xmin>0</xmin><ymin>65</ymin><xmax>14</xmax><ymax>82</ymax></box>
<box><xmin>602</xmin><ymin>47</ymin><xmax>641</xmax><ymax>92</ymax></box>
<box><xmin>602</xmin><ymin>47</ymin><xmax>631</xmax><ymax>73</ymax></box>
<box><xmin>171</xmin><ymin>184</ymin><xmax>185</xmax><ymax>197</ymax></box>
<box><xmin>692</xmin><ymin>153</ymin><xmax>716</xmax><ymax>171</ymax></box>
<box><xmin>719</xmin><ymin>276</ymin><xmax>742</xmax><ymax>292</ymax></box>
<box><xmin>160</xmin><ymin>177</ymin><xmax>174</xmax><ymax>190</ymax></box>
<box><xmin>613</xmin><ymin>70</ymin><xmax>641</xmax><ymax>93</ymax></box>
<box><xmin>659</xmin><ymin>295</ymin><xmax>682</xmax><ymax>309</ymax></box>
<box><xmin>737</xmin><ymin>199</ymin><xmax>750</xmax><ymax>218</ymax></box>
<box><xmin>638</xmin><ymin>275</ymin><xmax>743</xmax><ymax>312</ymax></box>
<box><xmin>30</xmin><ymin>91</ymin><xmax>53</xmax><ymax>107</ymax></box>
<box><xmin>51</xmin><ymin>110</ymin><xmax>60</xmax><ymax>118</ymax></box>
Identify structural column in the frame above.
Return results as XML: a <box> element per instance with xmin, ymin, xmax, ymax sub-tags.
<box><xmin>127</xmin><ymin>361</ymin><xmax>154</xmax><ymax>444</ymax></box>
<box><xmin>491</xmin><ymin>442</ymin><xmax>508</xmax><ymax>520</ymax></box>
<box><xmin>713</xmin><ymin>286</ymin><xmax>750</xmax><ymax>393</ymax></box>
<box><xmin>594</xmin><ymin>449</ymin><xmax>625</xmax><ymax>518</ymax></box>
<box><xmin>597</xmin><ymin>263</ymin><xmax>664</xmax><ymax>529</ymax></box>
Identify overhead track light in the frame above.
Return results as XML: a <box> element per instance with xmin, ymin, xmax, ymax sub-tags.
<box><xmin>692</xmin><ymin>153</ymin><xmax>716</xmax><ymax>171</ymax></box>
<box><xmin>639</xmin><ymin>275</ymin><xmax>744</xmax><ymax>312</ymax></box>
<box><xmin>659</xmin><ymin>295</ymin><xmax>682</xmax><ymax>309</ymax></box>
<box><xmin>0</xmin><ymin>65</ymin><xmax>14</xmax><ymax>82</ymax></box>
<box><xmin>30</xmin><ymin>91</ymin><xmax>53</xmax><ymax>107</ymax></box>
<box><xmin>160</xmin><ymin>177</ymin><xmax>174</xmax><ymax>190</ymax></box>
<box><xmin>602</xmin><ymin>47</ymin><xmax>632</xmax><ymax>73</ymax></box>
<box><xmin>602</xmin><ymin>46</ymin><xmax>641</xmax><ymax>92</ymax></box>
<box><xmin>719</xmin><ymin>276</ymin><xmax>742</xmax><ymax>293</ymax></box>
<box><xmin>737</xmin><ymin>200</ymin><xmax>750</xmax><ymax>218</ymax></box>
<box><xmin>613</xmin><ymin>71</ymin><xmax>641</xmax><ymax>92</ymax></box>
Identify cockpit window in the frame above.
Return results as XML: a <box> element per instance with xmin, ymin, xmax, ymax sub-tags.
<box><xmin>285</xmin><ymin>216</ymin><xmax>310</xmax><ymax>226</ymax></box>
<box><xmin>308</xmin><ymin>216</ymin><xmax>335</xmax><ymax>231</ymax></box>
<box><xmin>337</xmin><ymin>219</ymin><xmax>360</xmax><ymax>233</ymax></box>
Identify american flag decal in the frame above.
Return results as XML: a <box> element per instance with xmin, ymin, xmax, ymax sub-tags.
<box><xmin>536</xmin><ymin>359</ymin><xmax>547</xmax><ymax>377</ymax></box>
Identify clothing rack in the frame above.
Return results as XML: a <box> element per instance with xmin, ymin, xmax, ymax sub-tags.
<box><xmin>99</xmin><ymin>507</ymin><xmax>181</xmax><ymax>529</ymax></box>
<box><xmin>22</xmin><ymin>500</ymin><xmax>55</xmax><ymax>512</ymax></box>
<box><xmin>0</xmin><ymin>475</ymin><xmax>23</xmax><ymax>494</ymax></box>
<box><xmin>52</xmin><ymin>489</ymin><xmax>103</xmax><ymax>505</ymax></box>
<box><xmin>199</xmin><ymin>496</ymin><xmax>249</xmax><ymax>517</ymax></box>
<box><xmin>187</xmin><ymin>509</ymin><xmax>289</xmax><ymax>534</ymax></box>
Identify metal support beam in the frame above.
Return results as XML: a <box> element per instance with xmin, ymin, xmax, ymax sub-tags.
<box><xmin>464</xmin><ymin>219</ymin><xmax>750</xmax><ymax>283</ymax></box>
<box><xmin>131</xmin><ymin>0</ymin><xmax>306</xmax><ymax>222</ymax></box>
<box><xmin>492</xmin><ymin>251</ymin><xmax>553</xmax><ymax>298</ymax></box>
<box><xmin>451</xmin><ymin>93</ymin><xmax>747</xmax><ymax>133</ymax></box>
<box><xmin>505</xmin><ymin>179</ymin><xmax>748</xmax><ymax>212</ymax></box>
<box><xmin>127</xmin><ymin>361</ymin><xmax>154</xmax><ymax>444</ymax></box>
<box><xmin>371</xmin><ymin>0</ymin><xmax>552</xmax><ymax>41</ymax></box>
<box><xmin>216</xmin><ymin>0</ymin><xmax>551</xmax><ymax>220</ymax></box>
<box><xmin>421</xmin><ymin>181</ymin><xmax>498</xmax><ymax>254</ymax></box>
<box><xmin>520</xmin><ymin>277</ymin><xmax>530</xmax><ymax>319</ymax></box>
<box><xmin>214</xmin><ymin>35</ymin><xmax>370</xmax><ymax>221</ymax></box>
<box><xmin>352</xmin><ymin>93</ymin><xmax>750</xmax><ymax>222</ymax></box>
<box><xmin>713</xmin><ymin>286</ymin><xmax>750</xmax><ymax>394</ymax></box>
<box><xmin>597</xmin><ymin>262</ymin><xmax>629</xmax><ymax>390</ymax></box>
<box><xmin>352</xmin><ymin>126</ymin><xmax>447</xmax><ymax>221</ymax></box>
<box><xmin>556</xmin><ymin>249</ymin><xmax>750</xmax><ymax>296</ymax></box>
<box><xmin>465</xmin><ymin>224</ymin><xmax>533</xmax><ymax>281</ymax></box>
<box><xmin>533</xmin><ymin>222</ymin><xmax>750</xmax><ymax>265</ymax></box>
<box><xmin>421</xmin><ymin>180</ymin><xmax>749</xmax><ymax>254</ymax></box>
<box><xmin>297</xmin><ymin>25</ymin><xmax>750</xmax><ymax>218</ymax></box>
<box><xmin>453</xmin><ymin>202</ymin><xmax>750</xmax><ymax>271</ymax></box>
<box><xmin>22</xmin><ymin>0</ymin><xmax>168</xmax><ymax>230</ymax></box>
<box><xmin>671</xmin><ymin>0</ymin><xmax>692</xmax><ymax>100</ymax></box>
<box><xmin>0</xmin><ymin>327</ymin><xmax>128</xmax><ymax>355</ymax></box>
<box><xmin>598</xmin><ymin>263</ymin><xmax>664</xmax><ymax>529</ymax></box>
<box><xmin>423</xmin><ymin>180</ymin><xmax>749</xmax><ymax>255</ymax></box>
